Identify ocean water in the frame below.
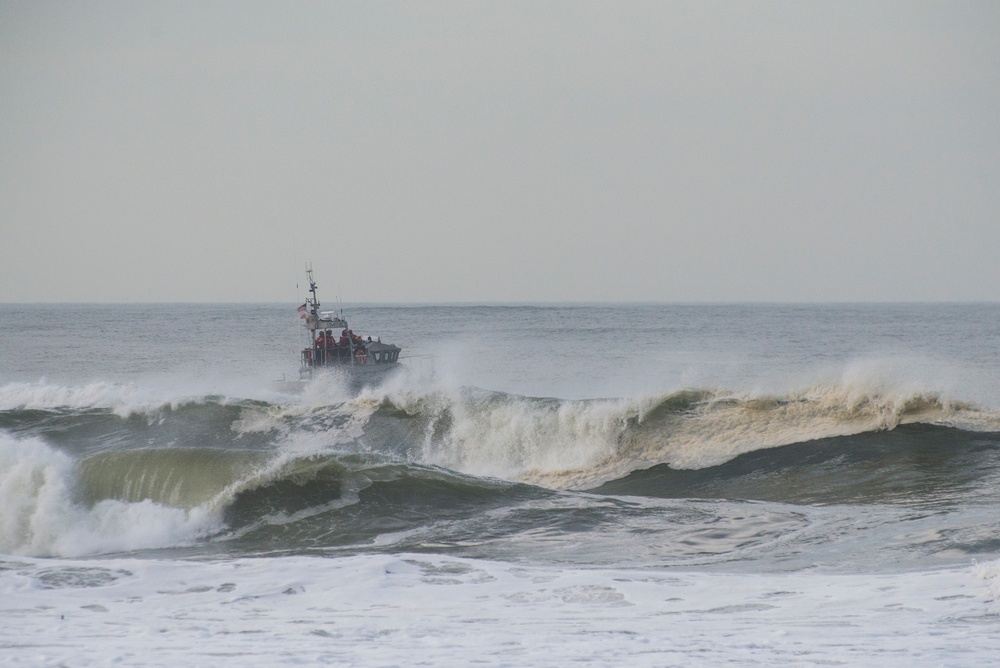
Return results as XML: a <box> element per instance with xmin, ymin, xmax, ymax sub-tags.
<box><xmin>2</xmin><ymin>302</ymin><xmax>1000</xmax><ymax>666</ymax></box>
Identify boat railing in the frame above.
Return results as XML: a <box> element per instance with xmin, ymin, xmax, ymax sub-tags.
<box><xmin>302</xmin><ymin>345</ymin><xmax>358</xmax><ymax>366</ymax></box>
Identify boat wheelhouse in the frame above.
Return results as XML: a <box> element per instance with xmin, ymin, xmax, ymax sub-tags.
<box><xmin>298</xmin><ymin>268</ymin><xmax>402</xmax><ymax>380</ymax></box>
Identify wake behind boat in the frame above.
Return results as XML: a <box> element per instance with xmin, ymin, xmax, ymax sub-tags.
<box><xmin>296</xmin><ymin>268</ymin><xmax>402</xmax><ymax>382</ymax></box>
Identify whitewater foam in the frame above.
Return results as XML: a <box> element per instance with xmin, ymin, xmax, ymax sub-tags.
<box><xmin>422</xmin><ymin>390</ymin><xmax>627</xmax><ymax>481</ymax></box>
<box><xmin>976</xmin><ymin>559</ymin><xmax>1000</xmax><ymax>608</ymax></box>
<box><xmin>1</xmin><ymin>553</ymin><xmax>997</xmax><ymax>667</ymax></box>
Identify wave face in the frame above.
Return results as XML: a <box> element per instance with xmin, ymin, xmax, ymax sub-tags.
<box><xmin>3</xmin><ymin>377</ymin><xmax>1000</xmax><ymax>560</ymax></box>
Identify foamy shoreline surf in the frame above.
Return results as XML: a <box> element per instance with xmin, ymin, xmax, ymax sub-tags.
<box><xmin>2</xmin><ymin>553</ymin><xmax>998</xmax><ymax>667</ymax></box>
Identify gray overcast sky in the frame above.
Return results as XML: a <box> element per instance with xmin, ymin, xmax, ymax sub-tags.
<box><xmin>2</xmin><ymin>1</ymin><xmax>998</xmax><ymax>303</ymax></box>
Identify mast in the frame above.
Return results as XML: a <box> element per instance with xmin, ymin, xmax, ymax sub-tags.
<box><xmin>306</xmin><ymin>265</ymin><xmax>320</xmax><ymax>315</ymax></box>
<box><xmin>306</xmin><ymin>265</ymin><xmax>320</xmax><ymax>367</ymax></box>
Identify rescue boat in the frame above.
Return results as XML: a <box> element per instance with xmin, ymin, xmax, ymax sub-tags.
<box><xmin>296</xmin><ymin>268</ymin><xmax>402</xmax><ymax>382</ymax></box>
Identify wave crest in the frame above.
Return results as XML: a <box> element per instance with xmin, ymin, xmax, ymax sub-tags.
<box><xmin>371</xmin><ymin>382</ymin><xmax>999</xmax><ymax>490</ymax></box>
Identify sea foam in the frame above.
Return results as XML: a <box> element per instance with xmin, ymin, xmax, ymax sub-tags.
<box><xmin>0</xmin><ymin>553</ymin><xmax>997</xmax><ymax>666</ymax></box>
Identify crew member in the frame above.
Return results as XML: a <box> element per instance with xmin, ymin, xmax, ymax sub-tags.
<box><xmin>314</xmin><ymin>330</ymin><xmax>328</xmax><ymax>364</ymax></box>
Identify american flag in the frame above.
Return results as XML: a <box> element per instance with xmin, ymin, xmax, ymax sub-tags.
<box><xmin>297</xmin><ymin>303</ymin><xmax>308</xmax><ymax>319</ymax></box>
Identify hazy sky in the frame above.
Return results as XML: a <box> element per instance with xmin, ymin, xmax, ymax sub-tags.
<box><xmin>2</xmin><ymin>1</ymin><xmax>998</xmax><ymax>303</ymax></box>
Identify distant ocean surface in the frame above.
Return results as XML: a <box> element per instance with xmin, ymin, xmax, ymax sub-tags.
<box><xmin>2</xmin><ymin>303</ymin><xmax>1000</xmax><ymax>666</ymax></box>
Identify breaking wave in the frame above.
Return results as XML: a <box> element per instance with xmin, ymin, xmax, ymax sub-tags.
<box><xmin>0</xmin><ymin>434</ymin><xmax>221</xmax><ymax>557</ymax></box>
<box><xmin>373</xmin><ymin>382</ymin><xmax>997</xmax><ymax>489</ymax></box>
<box><xmin>2</xmin><ymin>377</ymin><xmax>1000</xmax><ymax>557</ymax></box>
